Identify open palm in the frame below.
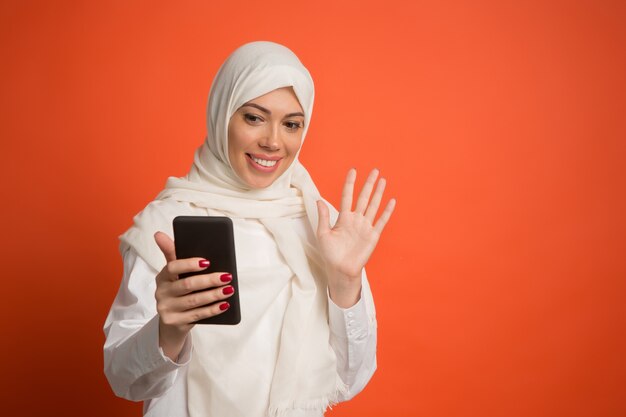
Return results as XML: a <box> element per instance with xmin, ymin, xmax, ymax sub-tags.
<box><xmin>317</xmin><ymin>169</ymin><xmax>396</xmax><ymax>284</ymax></box>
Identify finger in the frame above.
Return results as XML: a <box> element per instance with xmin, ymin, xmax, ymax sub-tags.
<box><xmin>364</xmin><ymin>177</ymin><xmax>386</xmax><ymax>222</ymax></box>
<box><xmin>373</xmin><ymin>198</ymin><xmax>397</xmax><ymax>234</ymax></box>
<box><xmin>157</xmin><ymin>257</ymin><xmax>212</xmax><ymax>285</ymax></box>
<box><xmin>182</xmin><ymin>300</ymin><xmax>232</xmax><ymax>324</ymax></box>
<box><xmin>316</xmin><ymin>200</ymin><xmax>331</xmax><ymax>236</ymax></box>
<box><xmin>340</xmin><ymin>168</ymin><xmax>357</xmax><ymax>212</ymax></box>
<box><xmin>172</xmin><ymin>284</ymin><xmax>235</xmax><ymax>312</ymax></box>
<box><xmin>155</xmin><ymin>232</ymin><xmax>177</xmax><ymax>263</ymax></box>
<box><xmin>171</xmin><ymin>271</ymin><xmax>233</xmax><ymax>296</ymax></box>
<box><xmin>355</xmin><ymin>169</ymin><xmax>379</xmax><ymax>214</ymax></box>
<box><xmin>164</xmin><ymin>257</ymin><xmax>212</xmax><ymax>276</ymax></box>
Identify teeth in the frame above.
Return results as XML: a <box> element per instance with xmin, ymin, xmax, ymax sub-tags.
<box><xmin>250</xmin><ymin>155</ymin><xmax>277</xmax><ymax>167</ymax></box>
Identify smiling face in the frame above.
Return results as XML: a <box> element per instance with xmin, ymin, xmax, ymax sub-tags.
<box><xmin>228</xmin><ymin>87</ymin><xmax>305</xmax><ymax>189</ymax></box>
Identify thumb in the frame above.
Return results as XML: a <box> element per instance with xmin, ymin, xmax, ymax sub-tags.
<box><xmin>154</xmin><ymin>231</ymin><xmax>176</xmax><ymax>263</ymax></box>
<box><xmin>316</xmin><ymin>200</ymin><xmax>331</xmax><ymax>236</ymax></box>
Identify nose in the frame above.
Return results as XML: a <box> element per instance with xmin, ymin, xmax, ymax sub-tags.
<box><xmin>259</xmin><ymin>125</ymin><xmax>280</xmax><ymax>151</ymax></box>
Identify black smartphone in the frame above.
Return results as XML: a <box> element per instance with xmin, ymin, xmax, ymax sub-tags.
<box><xmin>172</xmin><ymin>216</ymin><xmax>241</xmax><ymax>325</ymax></box>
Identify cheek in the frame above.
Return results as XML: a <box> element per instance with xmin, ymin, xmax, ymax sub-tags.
<box><xmin>227</xmin><ymin>123</ymin><xmax>236</xmax><ymax>159</ymax></box>
<box><xmin>287</xmin><ymin>136</ymin><xmax>303</xmax><ymax>157</ymax></box>
<box><xmin>227</xmin><ymin>125</ymin><xmax>248</xmax><ymax>160</ymax></box>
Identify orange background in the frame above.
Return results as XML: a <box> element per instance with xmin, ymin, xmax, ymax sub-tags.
<box><xmin>1</xmin><ymin>1</ymin><xmax>625</xmax><ymax>416</ymax></box>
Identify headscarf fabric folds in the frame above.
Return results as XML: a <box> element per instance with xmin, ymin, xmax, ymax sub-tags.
<box><xmin>120</xmin><ymin>41</ymin><xmax>348</xmax><ymax>416</ymax></box>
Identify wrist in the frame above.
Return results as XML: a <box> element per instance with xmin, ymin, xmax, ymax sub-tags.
<box><xmin>158</xmin><ymin>319</ymin><xmax>189</xmax><ymax>361</ymax></box>
<box><xmin>328</xmin><ymin>276</ymin><xmax>362</xmax><ymax>308</ymax></box>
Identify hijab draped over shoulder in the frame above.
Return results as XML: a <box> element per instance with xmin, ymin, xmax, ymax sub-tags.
<box><xmin>119</xmin><ymin>41</ymin><xmax>350</xmax><ymax>417</ymax></box>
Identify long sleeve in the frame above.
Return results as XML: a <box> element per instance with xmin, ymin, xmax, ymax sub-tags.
<box><xmin>104</xmin><ymin>230</ymin><xmax>378</xmax><ymax>414</ymax></box>
<box><xmin>328</xmin><ymin>272</ymin><xmax>378</xmax><ymax>401</ymax></box>
<box><xmin>103</xmin><ymin>249</ymin><xmax>192</xmax><ymax>402</ymax></box>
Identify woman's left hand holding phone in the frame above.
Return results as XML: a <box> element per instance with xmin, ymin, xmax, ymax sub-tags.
<box><xmin>153</xmin><ymin>232</ymin><xmax>235</xmax><ymax>361</ymax></box>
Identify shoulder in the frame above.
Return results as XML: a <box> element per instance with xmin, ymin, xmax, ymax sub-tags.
<box><xmin>119</xmin><ymin>198</ymin><xmax>198</xmax><ymax>271</ymax></box>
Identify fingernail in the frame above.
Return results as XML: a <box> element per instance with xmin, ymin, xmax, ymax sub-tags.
<box><xmin>222</xmin><ymin>286</ymin><xmax>234</xmax><ymax>295</ymax></box>
<box><xmin>220</xmin><ymin>273</ymin><xmax>232</xmax><ymax>282</ymax></box>
<box><xmin>199</xmin><ymin>260</ymin><xmax>210</xmax><ymax>268</ymax></box>
<box><xmin>219</xmin><ymin>302</ymin><xmax>230</xmax><ymax>311</ymax></box>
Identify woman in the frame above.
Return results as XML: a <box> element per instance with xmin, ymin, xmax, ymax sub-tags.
<box><xmin>104</xmin><ymin>41</ymin><xmax>396</xmax><ymax>417</ymax></box>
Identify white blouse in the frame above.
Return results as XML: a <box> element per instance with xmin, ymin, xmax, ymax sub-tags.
<box><xmin>104</xmin><ymin>217</ymin><xmax>377</xmax><ymax>416</ymax></box>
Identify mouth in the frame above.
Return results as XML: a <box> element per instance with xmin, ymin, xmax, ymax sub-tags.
<box><xmin>246</xmin><ymin>153</ymin><xmax>281</xmax><ymax>172</ymax></box>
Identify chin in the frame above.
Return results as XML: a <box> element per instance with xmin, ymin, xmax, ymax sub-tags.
<box><xmin>241</xmin><ymin>175</ymin><xmax>276</xmax><ymax>189</ymax></box>
<box><xmin>233</xmin><ymin>159</ymin><xmax>291</xmax><ymax>189</ymax></box>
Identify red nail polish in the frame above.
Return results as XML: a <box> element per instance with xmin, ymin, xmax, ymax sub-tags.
<box><xmin>220</xmin><ymin>273</ymin><xmax>232</xmax><ymax>282</ymax></box>
<box><xmin>199</xmin><ymin>260</ymin><xmax>210</xmax><ymax>268</ymax></box>
<box><xmin>219</xmin><ymin>302</ymin><xmax>230</xmax><ymax>311</ymax></box>
<box><xmin>222</xmin><ymin>286</ymin><xmax>234</xmax><ymax>295</ymax></box>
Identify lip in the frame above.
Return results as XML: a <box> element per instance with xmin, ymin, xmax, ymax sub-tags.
<box><xmin>246</xmin><ymin>153</ymin><xmax>282</xmax><ymax>173</ymax></box>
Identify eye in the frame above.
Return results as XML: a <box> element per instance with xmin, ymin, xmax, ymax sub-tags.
<box><xmin>284</xmin><ymin>121</ymin><xmax>303</xmax><ymax>131</ymax></box>
<box><xmin>244</xmin><ymin>113</ymin><xmax>263</xmax><ymax>124</ymax></box>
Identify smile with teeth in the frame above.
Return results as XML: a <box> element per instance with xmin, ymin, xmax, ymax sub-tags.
<box><xmin>249</xmin><ymin>154</ymin><xmax>278</xmax><ymax>167</ymax></box>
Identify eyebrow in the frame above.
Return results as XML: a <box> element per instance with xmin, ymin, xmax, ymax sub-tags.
<box><xmin>241</xmin><ymin>103</ymin><xmax>304</xmax><ymax>118</ymax></box>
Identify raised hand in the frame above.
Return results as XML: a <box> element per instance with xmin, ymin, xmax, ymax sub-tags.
<box><xmin>316</xmin><ymin>168</ymin><xmax>396</xmax><ymax>308</ymax></box>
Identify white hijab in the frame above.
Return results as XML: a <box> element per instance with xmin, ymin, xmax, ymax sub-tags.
<box><xmin>120</xmin><ymin>41</ymin><xmax>346</xmax><ymax>416</ymax></box>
